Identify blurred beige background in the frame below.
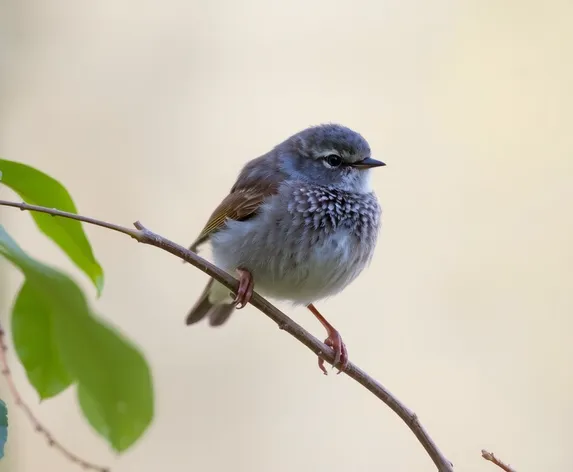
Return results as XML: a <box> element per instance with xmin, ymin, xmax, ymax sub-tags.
<box><xmin>1</xmin><ymin>0</ymin><xmax>572</xmax><ymax>471</ymax></box>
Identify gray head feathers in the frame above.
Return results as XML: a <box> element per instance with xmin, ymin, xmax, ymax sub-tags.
<box><xmin>274</xmin><ymin>123</ymin><xmax>378</xmax><ymax>192</ymax></box>
<box><xmin>282</xmin><ymin>123</ymin><xmax>371</xmax><ymax>164</ymax></box>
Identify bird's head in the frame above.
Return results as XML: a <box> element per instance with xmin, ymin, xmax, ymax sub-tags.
<box><xmin>278</xmin><ymin>123</ymin><xmax>385</xmax><ymax>192</ymax></box>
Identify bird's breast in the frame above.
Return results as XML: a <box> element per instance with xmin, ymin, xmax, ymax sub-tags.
<box><xmin>211</xmin><ymin>183</ymin><xmax>381</xmax><ymax>304</ymax></box>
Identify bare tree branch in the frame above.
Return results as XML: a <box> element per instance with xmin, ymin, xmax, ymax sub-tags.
<box><xmin>0</xmin><ymin>199</ymin><xmax>454</xmax><ymax>472</ymax></box>
<box><xmin>0</xmin><ymin>322</ymin><xmax>109</xmax><ymax>471</ymax></box>
<box><xmin>482</xmin><ymin>449</ymin><xmax>516</xmax><ymax>472</ymax></box>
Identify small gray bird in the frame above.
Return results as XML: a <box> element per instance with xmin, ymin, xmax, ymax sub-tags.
<box><xmin>186</xmin><ymin>123</ymin><xmax>384</xmax><ymax>373</ymax></box>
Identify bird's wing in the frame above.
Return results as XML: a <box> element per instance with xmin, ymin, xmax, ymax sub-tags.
<box><xmin>189</xmin><ymin>181</ymin><xmax>279</xmax><ymax>252</ymax></box>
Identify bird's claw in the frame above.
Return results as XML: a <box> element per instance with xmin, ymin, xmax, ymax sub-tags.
<box><xmin>232</xmin><ymin>269</ymin><xmax>254</xmax><ymax>309</ymax></box>
<box><xmin>318</xmin><ymin>331</ymin><xmax>348</xmax><ymax>375</ymax></box>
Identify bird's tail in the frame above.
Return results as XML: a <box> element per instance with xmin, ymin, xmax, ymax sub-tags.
<box><xmin>186</xmin><ymin>279</ymin><xmax>235</xmax><ymax>327</ymax></box>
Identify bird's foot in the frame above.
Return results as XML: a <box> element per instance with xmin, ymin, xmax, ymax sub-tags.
<box><xmin>318</xmin><ymin>330</ymin><xmax>348</xmax><ymax>375</ymax></box>
<box><xmin>232</xmin><ymin>268</ymin><xmax>254</xmax><ymax>309</ymax></box>
<box><xmin>307</xmin><ymin>303</ymin><xmax>349</xmax><ymax>375</ymax></box>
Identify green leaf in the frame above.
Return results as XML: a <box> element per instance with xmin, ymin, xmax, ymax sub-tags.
<box><xmin>0</xmin><ymin>226</ymin><xmax>153</xmax><ymax>452</ymax></box>
<box><xmin>77</xmin><ymin>384</ymin><xmax>110</xmax><ymax>440</ymax></box>
<box><xmin>55</xmin><ymin>310</ymin><xmax>154</xmax><ymax>452</ymax></box>
<box><xmin>12</xmin><ymin>282</ymin><xmax>73</xmax><ymax>399</ymax></box>
<box><xmin>0</xmin><ymin>400</ymin><xmax>7</xmax><ymax>459</ymax></box>
<box><xmin>0</xmin><ymin>158</ymin><xmax>104</xmax><ymax>295</ymax></box>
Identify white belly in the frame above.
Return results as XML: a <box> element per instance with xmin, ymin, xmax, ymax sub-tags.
<box><xmin>210</xmin><ymin>218</ymin><xmax>371</xmax><ymax>305</ymax></box>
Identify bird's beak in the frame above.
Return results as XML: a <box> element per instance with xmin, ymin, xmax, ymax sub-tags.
<box><xmin>352</xmin><ymin>157</ymin><xmax>386</xmax><ymax>169</ymax></box>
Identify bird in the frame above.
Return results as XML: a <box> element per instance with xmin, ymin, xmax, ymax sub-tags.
<box><xmin>186</xmin><ymin>123</ymin><xmax>384</xmax><ymax>374</ymax></box>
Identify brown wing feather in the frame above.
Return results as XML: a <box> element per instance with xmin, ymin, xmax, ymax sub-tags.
<box><xmin>189</xmin><ymin>152</ymin><xmax>284</xmax><ymax>252</ymax></box>
<box><xmin>189</xmin><ymin>181</ymin><xmax>278</xmax><ymax>252</ymax></box>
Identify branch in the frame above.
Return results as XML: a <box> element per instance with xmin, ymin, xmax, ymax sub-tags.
<box><xmin>482</xmin><ymin>449</ymin><xmax>517</xmax><ymax>472</ymax></box>
<box><xmin>0</xmin><ymin>322</ymin><xmax>109</xmax><ymax>472</ymax></box>
<box><xmin>0</xmin><ymin>199</ymin><xmax>454</xmax><ymax>472</ymax></box>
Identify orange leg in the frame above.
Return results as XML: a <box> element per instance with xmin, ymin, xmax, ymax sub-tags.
<box><xmin>307</xmin><ymin>303</ymin><xmax>348</xmax><ymax>375</ymax></box>
<box><xmin>232</xmin><ymin>268</ymin><xmax>254</xmax><ymax>309</ymax></box>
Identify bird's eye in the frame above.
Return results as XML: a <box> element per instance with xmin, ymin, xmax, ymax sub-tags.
<box><xmin>323</xmin><ymin>154</ymin><xmax>342</xmax><ymax>168</ymax></box>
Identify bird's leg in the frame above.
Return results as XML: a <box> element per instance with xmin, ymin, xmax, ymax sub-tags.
<box><xmin>307</xmin><ymin>303</ymin><xmax>348</xmax><ymax>375</ymax></box>
<box><xmin>232</xmin><ymin>268</ymin><xmax>254</xmax><ymax>309</ymax></box>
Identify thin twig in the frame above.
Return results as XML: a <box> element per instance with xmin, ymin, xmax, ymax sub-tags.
<box><xmin>0</xmin><ymin>322</ymin><xmax>109</xmax><ymax>472</ymax></box>
<box><xmin>482</xmin><ymin>449</ymin><xmax>516</xmax><ymax>472</ymax></box>
<box><xmin>0</xmin><ymin>199</ymin><xmax>454</xmax><ymax>472</ymax></box>
<box><xmin>0</xmin><ymin>199</ymin><xmax>139</xmax><ymax>240</ymax></box>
